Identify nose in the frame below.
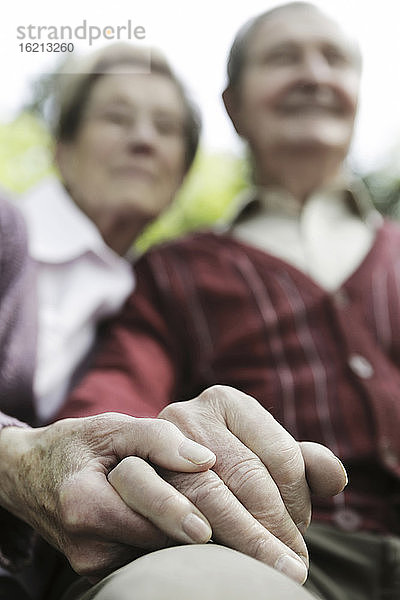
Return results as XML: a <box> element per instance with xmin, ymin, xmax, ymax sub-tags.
<box><xmin>299</xmin><ymin>51</ymin><xmax>332</xmax><ymax>86</ymax></box>
<box><xmin>125</xmin><ymin>117</ymin><xmax>158</xmax><ymax>152</ymax></box>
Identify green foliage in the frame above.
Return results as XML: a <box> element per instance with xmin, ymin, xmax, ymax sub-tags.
<box><xmin>363</xmin><ymin>172</ymin><xmax>400</xmax><ymax>220</ymax></box>
<box><xmin>0</xmin><ymin>112</ymin><xmax>55</xmax><ymax>194</ymax></box>
<box><xmin>136</xmin><ymin>150</ymin><xmax>248</xmax><ymax>252</ymax></box>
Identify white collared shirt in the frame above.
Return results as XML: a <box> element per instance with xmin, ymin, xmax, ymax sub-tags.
<box><xmin>18</xmin><ymin>178</ymin><xmax>135</xmax><ymax>422</ymax></box>
<box><xmin>233</xmin><ymin>181</ymin><xmax>382</xmax><ymax>291</ymax></box>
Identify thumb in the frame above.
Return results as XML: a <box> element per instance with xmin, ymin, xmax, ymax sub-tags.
<box><xmin>111</xmin><ymin>416</ymin><xmax>216</xmax><ymax>473</ymax></box>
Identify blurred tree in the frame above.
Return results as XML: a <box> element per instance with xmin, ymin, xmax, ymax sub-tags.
<box><xmin>137</xmin><ymin>150</ymin><xmax>248</xmax><ymax>252</ymax></box>
<box><xmin>364</xmin><ymin>171</ymin><xmax>400</xmax><ymax>220</ymax></box>
<box><xmin>0</xmin><ymin>112</ymin><xmax>54</xmax><ymax>194</ymax></box>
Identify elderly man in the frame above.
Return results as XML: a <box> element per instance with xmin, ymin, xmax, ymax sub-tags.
<box><xmin>60</xmin><ymin>2</ymin><xmax>400</xmax><ymax>598</ymax></box>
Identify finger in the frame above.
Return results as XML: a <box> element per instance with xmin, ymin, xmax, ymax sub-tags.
<box><xmin>102</xmin><ymin>415</ymin><xmax>216</xmax><ymax>472</ymax></box>
<box><xmin>108</xmin><ymin>457</ymin><xmax>212</xmax><ymax>545</ymax></box>
<box><xmin>206</xmin><ymin>425</ymin><xmax>308</xmax><ymax>557</ymax></box>
<box><xmin>214</xmin><ymin>386</ymin><xmax>312</xmax><ymax>533</ymax></box>
<box><xmin>59</xmin><ymin>470</ymin><xmax>169</xmax><ymax>550</ymax></box>
<box><xmin>159</xmin><ymin>389</ymin><xmax>309</xmax><ymax>557</ymax></box>
<box><xmin>163</xmin><ymin>468</ymin><xmax>308</xmax><ymax>586</ymax></box>
<box><xmin>299</xmin><ymin>441</ymin><xmax>348</xmax><ymax>497</ymax></box>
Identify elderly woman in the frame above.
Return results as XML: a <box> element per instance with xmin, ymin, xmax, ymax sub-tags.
<box><xmin>19</xmin><ymin>43</ymin><xmax>200</xmax><ymax>422</ymax></box>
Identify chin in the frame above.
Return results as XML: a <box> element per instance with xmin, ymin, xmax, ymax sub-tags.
<box><xmin>121</xmin><ymin>197</ymin><xmax>168</xmax><ymax>216</ymax></box>
<box><xmin>290</xmin><ymin>119</ymin><xmax>352</xmax><ymax>144</ymax></box>
<box><xmin>286</xmin><ymin>129</ymin><xmax>351</xmax><ymax>152</ymax></box>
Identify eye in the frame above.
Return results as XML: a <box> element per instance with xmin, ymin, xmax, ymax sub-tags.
<box><xmin>257</xmin><ymin>45</ymin><xmax>301</xmax><ymax>67</ymax></box>
<box><xmin>154</xmin><ymin>116</ymin><xmax>184</xmax><ymax>136</ymax></box>
<box><xmin>100</xmin><ymin>109</ymin><xmax>132</xmax><ymax>127</ymax></box>
<box><xmin>323</xmin><ymin>46</ymin><xmax>349</xmax><ymax>67</ymax></box>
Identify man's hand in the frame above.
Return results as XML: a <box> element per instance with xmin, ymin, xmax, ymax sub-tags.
<box><xmin>0</xmin><ymin>414</ymin><xmax>216</xmax><ymax>581</ymax></box>
<box><xmin>150</xmin><ymin>386</ymin><xmax>347</xmax><ymax>584</ymax></box>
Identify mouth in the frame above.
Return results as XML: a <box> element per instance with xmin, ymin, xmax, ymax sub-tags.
<box><xmin>278</xmin><ymin>103</ymin><xmax>343</xmax><ymax>116</ymax></box>
<box><xmin>278</xmin><ymin>88</ymin><xmax>345</xmax><ymax>116</ymax></box>
<box><xmin>115</xmin><ymin>165</ymin><xmax>156</xmax><ymax>180</ymax></box>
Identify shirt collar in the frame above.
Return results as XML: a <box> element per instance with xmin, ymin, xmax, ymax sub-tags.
<box><xmin>19</xmin><ymin>177</ymin><xmax>122</xmax><ymax>265</ymax></box>
<box><xmin>225</xmin><ymin>172</ymin><xmax>382</xmax><ymax>231</ymax></box>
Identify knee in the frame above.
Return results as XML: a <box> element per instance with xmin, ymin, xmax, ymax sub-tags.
<box><xmin>92</xmin><ymin>545</ymin><xmax>313</xmax><ymax>600</ymax></box>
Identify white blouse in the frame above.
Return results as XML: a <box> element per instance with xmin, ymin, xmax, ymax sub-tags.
<box><xmin>18</xmin><ymin>178</ymin><xmax>135</xmax><ymax>422</ymax></box>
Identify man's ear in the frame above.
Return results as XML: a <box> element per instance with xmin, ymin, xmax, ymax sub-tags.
<box><xmin>222</xmin><ymin>87</ymin><xmax>244</xmax><ymax>136</ymax></box>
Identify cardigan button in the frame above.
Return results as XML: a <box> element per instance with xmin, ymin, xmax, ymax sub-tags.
<box><xmin>348</xmin><ymin>354</ymin><xmax>374</xmax><ymax>379</ymax></box>
<box><xmin>333</xmin><ymin>508</ymin><xmax>362</xmax><ymax>532</ymax></box>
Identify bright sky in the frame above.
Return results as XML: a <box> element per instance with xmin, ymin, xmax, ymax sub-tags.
<box><xmin>2</xmin><ymin>0</ymin><xmax>400</xmax><ymax>173</ymax></box>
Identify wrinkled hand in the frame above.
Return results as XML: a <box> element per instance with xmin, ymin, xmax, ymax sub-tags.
<box><xmin>0</xmin><ymin>414</ymin><xmax>216</xmax><ymax>581</ymax></box>
<box><xmin>152</xmin><ymin>386</ymin><xmax>346</xmax><ymax>584</ymax></box>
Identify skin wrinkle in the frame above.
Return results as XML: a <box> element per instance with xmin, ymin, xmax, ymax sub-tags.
<box><xmin>214</xmin><ymin>388</ymin><xmax>311</xmax><ymax>533</ymax></box>
<box><xmin>6</xmin><ymin>417</ymin><xmax>171</xmax><ymax>569</ymax></box>
<box><xmin>155</xmin><ymin>387</ymin><xmax>311</xmax><ymax>565</ymax></box>
<box><xmin>161</xmin><ymin>460</ymin><xmax>307</xmax><ymax>563</ymax></box>
<box><xmin>219</xmin><ymin>459</ymin><xmax>304</xmax><ymax>555</ymax></box>
<box><xmin>162</xmin><ymin>470</ymin><xmax>234</xmax><ymax>530</ymax></box>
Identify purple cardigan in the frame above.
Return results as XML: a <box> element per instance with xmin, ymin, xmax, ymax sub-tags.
<box><xmin>0</xmin><ymin>194</ymin><xmax>37</xmax><ymax>571</ymax></box>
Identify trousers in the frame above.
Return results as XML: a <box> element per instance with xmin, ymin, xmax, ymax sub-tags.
<box><xmin>305</xmin><ymin>523</ymin><xmax>400</xmax><ymax>600</ymax></box>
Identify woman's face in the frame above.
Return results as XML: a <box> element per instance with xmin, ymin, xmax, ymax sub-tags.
<box><xmin>57</xmin><ymin>71</ymin><xmax>187</xmax><ymax>226</ymax></box>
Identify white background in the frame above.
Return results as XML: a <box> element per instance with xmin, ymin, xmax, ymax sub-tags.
<box><xmin>1</xmin><ymin>0</ymin><xmax>400</xmax><ymax>173</ymax></box>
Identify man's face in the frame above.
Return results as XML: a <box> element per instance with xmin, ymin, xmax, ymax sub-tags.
<box><xmin>227</xmin><ymin>8</ymin><xmax>361</xmax><ymax>164</ymax></box>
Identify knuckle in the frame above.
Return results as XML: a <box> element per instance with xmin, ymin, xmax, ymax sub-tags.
<box><xmin>220</xmin><ymin>455</ymin><xmax>263</xmax><ymax>494</ymax></box>
<box><xmin>271</xmin><ymin>441</ymin><xmax>305</xmax><ymax>483</ymax></box>
<box><xmin>261</xmin><ymin>505</ymin><xmax>293</xmax><ymax>537</ymax></box>
<box><xmin>176</xmin><ymin>470</ymin><xmax>228</xmax><ymax>507</ymax></box>
<box><xmin>251</xmin><ymin>505</ymin><xmax>306</xmax><ymax>557</ymax></box>
<box><xmin>248</xmin><ymin>486</ymin><xmax>290</xmax><ymax>530</ymax></box>
<box><xmin>146</xmin><ymin>490</ymin><xmax>182</xmax><ymax>519</ymax></box>
<box><xmin>246</xmin><ymin>532</ymin><xmax>274</xmax><ymax>563</ymax></box>
<box><xmin>158</xmin><ymin>402</ymin><xmax>187</xmax><ymax>423</ymax></box>
<box><xmin>158</xmin><ymin>402</ymin><xmax>204</xmax><ymax>438</ymax></box>
<box><xmin>154</xmin><ymin>418</ymin><xmax>180</xmax><ymax>438</ymax></box>
<box><xmin>111</xmin><ymin>456</ymin><xmax>145</xmax><ymax>482</ymax></box>
<box><xmin>198</xmin><ymin>386</ymin><xmax>259</xmax><ymax>425</ymax></box>
<box><xmin>198</xmin><ymin>384</ymin><xmax>231</xmax><ymax>405</ymax></box>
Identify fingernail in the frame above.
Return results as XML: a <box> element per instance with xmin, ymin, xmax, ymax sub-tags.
<box><xmin>179</xmin><ymin>439</ymin><xmax>216</xmax><ymax>465</ymax></box>
<box><xmin>182</xmin><ymin>513</ymin><xmax>212</xmax><ymax>543</ymax></box>
<box><xmin>336</xmin><ymin>457</ymin><xmax>348</xmax><ymax>489</ymax></box>
<box><xmin>274</xmin><ymin>554</ymin><xmax>308</xmax><ymax>585</ymax></box>
<box><xmin>296</xmin><ymin>520</ymin><xmax>309</xmax><ymax>536</ymax></box>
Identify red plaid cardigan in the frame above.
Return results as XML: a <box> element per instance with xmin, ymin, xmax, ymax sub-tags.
<box><xmin>62</xmin><ymin>220</ymin><xmax>400</xmax><ymax>535</ymax></box>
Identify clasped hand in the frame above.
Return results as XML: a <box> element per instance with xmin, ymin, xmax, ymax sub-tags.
<box><xmin>0</xmin><ymin>386</ymin><xmax>346</xmax><ymax>585</ymax></box>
